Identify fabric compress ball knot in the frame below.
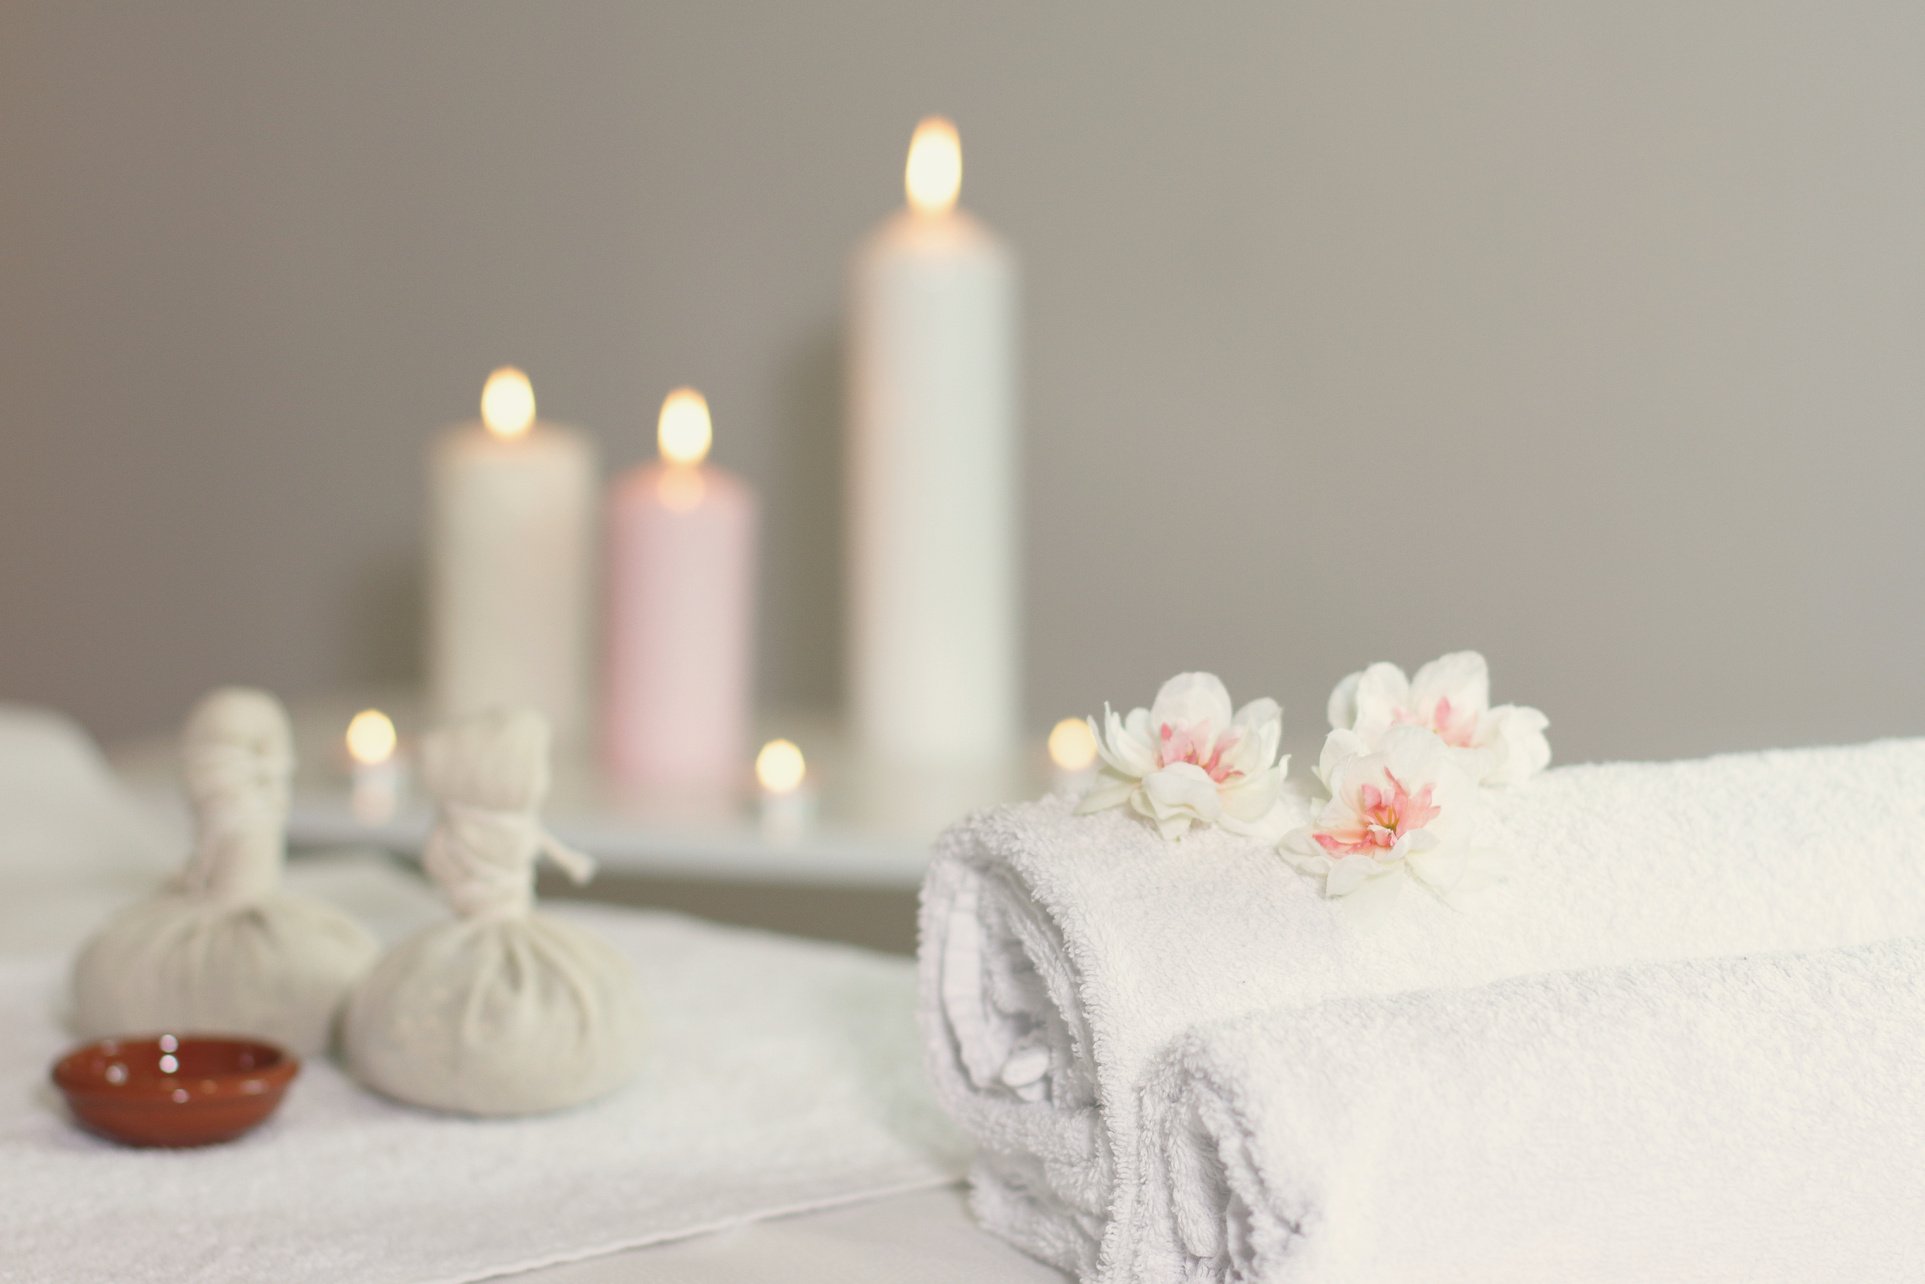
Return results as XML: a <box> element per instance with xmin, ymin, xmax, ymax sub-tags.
<box><xmin>343</xmin><ymin>707</ymin><xmax>645</xmax><ymax>1116</ymax></box>
<box><xmin>70</xmin><ymin>687</ymin><xmax>378</xmax><ymax>1055</ymax></box>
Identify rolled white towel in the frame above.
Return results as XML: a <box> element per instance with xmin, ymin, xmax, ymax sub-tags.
<box><xmin>918</xmin><ymin>739</ymin><xmax>1925</xmax><ymax>1278</ymax></box>
<box><xmin>1128</xmin><ymin>935</ymin><xmax>1925</xmax><ymax>1284</ymax></box>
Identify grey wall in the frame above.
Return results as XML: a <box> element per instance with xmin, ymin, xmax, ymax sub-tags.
<box><xmin>4</xmin><ymin>2</ymin><xmax>1922</xmax><ymax>764</ymax></box>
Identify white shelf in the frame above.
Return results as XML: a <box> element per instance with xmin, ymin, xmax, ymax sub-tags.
<box><xmin>108</xmin><ymin>691</ymin><xmax>1057</xmax><ymax>890</ymax></box>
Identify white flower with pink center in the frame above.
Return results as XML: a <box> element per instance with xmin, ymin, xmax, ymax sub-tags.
<box><xmin>1327</xmin><ymin>650</ymin><xmax>1550</xmax><ymax>787</ymax></box>
<box><xmin>1282</xmin><ymin>725</ymin><xmax>1488</xmax><ymax>902</ymax></box>
<box><xmin>1078</xmin><ymin>672</ymin><xmax>1288</xmax><ymax>841</ymax></box>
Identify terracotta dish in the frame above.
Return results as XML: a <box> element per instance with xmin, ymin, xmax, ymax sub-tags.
<box><xmin>51</xmin><ymin>1034</ymin><xmax>299</xmax><ymax>1147</ymax></box>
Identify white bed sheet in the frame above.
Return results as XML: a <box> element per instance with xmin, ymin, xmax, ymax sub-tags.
<box><xmin>522</xmin><ymin>1186</ymin><xmax>1066</xmax><ymax>1284</ymax></box>
<box><xmin>2</xmin><ymin>705</ymin><xmax>1058</xmax><ymax>1283</ymax></box>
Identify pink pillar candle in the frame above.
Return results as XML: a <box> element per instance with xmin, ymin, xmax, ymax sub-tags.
<box><xmin>603</xmin><ymin>388</ymin><xmax>758</xmax><ymax>794</ymax></box>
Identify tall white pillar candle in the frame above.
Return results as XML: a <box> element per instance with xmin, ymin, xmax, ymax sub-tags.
<box><xmin>427</xmin><ymin>367</ymin><xmax>596</xmax><ymax>741</ymax></box>
<box><xmin>848</xmin><ymin>117</ymin><xmax>1020</xmax><ymax>767</ymax></box>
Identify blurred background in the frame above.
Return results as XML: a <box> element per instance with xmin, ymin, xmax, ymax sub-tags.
<box><xmin>4</xmin><ymin>4</ymin><xmax>1923</xmax><ymax>866</ymax></box>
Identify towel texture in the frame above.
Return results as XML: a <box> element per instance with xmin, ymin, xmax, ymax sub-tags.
<box><xmin>9</xmin><ymin>906</ymin><xmax>968</xmax><ymax>1284</ymax></box>
<box><xmin>919</xmin><ymin>740</ymin><xmax>1925</xmax><ymax>1276</ymax></box>
<box><xmin>0</xmin><ymin>705</ymin><xmax>967</xmax><ymax>1282</ymax></box>
<box><xmin>1129</xmin><ymin>936</ymin><xmax>1925</xmax><ymax>1284</ymax></box>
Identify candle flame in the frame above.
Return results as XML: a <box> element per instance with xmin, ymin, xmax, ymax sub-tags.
<box><xmin>1047</xmin><ymin>717</ymin><xmax>1098</xmax><ymax>772</ymax></box>
<box><xmin>905</xmin><ymin>116</ymin><xmax>961</xmax><ymax>216</ymax></box>
<box><xmin>346</xmin><ymin>709</ymin><xmax>398</xmax><ymax>767</ymax></box>
<box><xmin>658</xmin><ymin>387</ymin><xmax>713</xmax><ymax>467</ymax></box>
<box><xmin>480</xmin><ymin>367</ymin><xmax>536</xmax><ymax>439</ymax></box>
<box><xmin>755</xmin><ymin>738</ymin><xmax>806</xmax><ymax>795</ymax></box>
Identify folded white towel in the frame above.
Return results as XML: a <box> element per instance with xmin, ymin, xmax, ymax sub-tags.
<box><xmin>9</xmin><ymin>906</ymin><xmax>968</xmax><ymax>1284</ymax></box>
<box><xmin>1128</xmin><ymin>935</ymin><xmax>1925</xmax><ymax>1284</ymax></box>
<box><xmin>0</xmin><ymin>705</ymin><xmax>969</xmax><ymax>1282</ymax></box>
<box><xmin>919</xmin><ymin>740</ymin><xmax>1925</xmax><ymax>1277</ymax></box>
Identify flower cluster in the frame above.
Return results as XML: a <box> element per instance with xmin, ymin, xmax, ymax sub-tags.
<box><xmin>1073</xmin><ymin>653</ymin><xmax>1547</xmax><ymax>912</ymax></box>
<box><xmin>1283</xmin><ymin>651</ymin><xmax>1547</xmax><ymax>906</ymax></box>
<box><xmin>1325</xmin><ymin>651</ymin><xmax>1549</xmax><ymax>787</ymax></box>
<box><xmin>1078</xmin><ymin>672</ymin><xmax>1287</xmax><ymax>841</ymax></box>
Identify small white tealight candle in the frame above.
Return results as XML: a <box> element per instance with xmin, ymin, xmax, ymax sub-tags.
<box><xmin>754</xmin><ymin>737</ymin><xmax>816</xmax><ymax>843</ymax></box>
<box><xmin>346</xmin><ymin>708</ymin><xmax>405</xmax><ymax>824</ymax></box>
<box><xmin>1047</xmin><ymin>717</ymin><xmax>1099</xmax><ymax>792</ymax></box>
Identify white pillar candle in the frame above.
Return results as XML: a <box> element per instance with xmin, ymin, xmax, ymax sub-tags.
<box><xmin>427</xmin><ymin>367</ymin><xmax>596</xmax><ymax>741</ymax></box>
<box><xmin>848</xmin><ymin>116</ymin><xmax>1020</xmax><ymax>767</ymax></box>
<box><xmin>603</xmin><ymin>388</ymin><xmax>759</xmax><ymax>795</ymax></box>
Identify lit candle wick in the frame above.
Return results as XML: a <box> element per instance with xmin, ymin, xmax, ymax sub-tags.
<box><xmin>346</xmin><ymin>709</ymin><xmax>398</xmax><ymax>766</ymax></box>
<box><xmin>905</xmin><ymin>116</ymin><xmax>962</xmax><ymax>216</ymax></box>
<box><xmin>480</xmin><ymin>367</ymin><xmax>537</xmax><ymax>440</ymax></box>
<box><xmin>658</xmin><ymin>387</ymin><xmax>713</xmax><ymax>468</ymax></box>
<box><xmin>755</xmin><ymin>738</ymin><xmax>806</xmax><ymax>795</ymax></box>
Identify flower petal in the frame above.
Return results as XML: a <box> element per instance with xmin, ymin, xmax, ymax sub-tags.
<box><xmin>1477</xmin><ymin>703</ymin><xmax>1551</xmax><ymax>786</ymax></box>
<box><xmin>1326</xmin><ymin>670</ymin><xmax>1363</xmax><ymax>732</ymax></box>
<box><xmin>1280</xmin><ymin>826</ymin><xmax>1319</xmax><ymax>857</ymax></box>
<box><xmin>1220</xmin><ymin>762</ymin><xmax>1287</xmax><ymax>824</ymax></box>
<box><xmin>1146</xmin><ymin>806</ymin><xmax>1194</xmax><ymax>841</ymax></box>
<box><xmin>1149</xmin><ymin>673</ymin><xmax>1235</xmax><ymax>743</ymax></box>
<box><xmin>1399</xmin><ymin>825</ymin><xmax>1440</xmax><ymax>856</ymax></box>
<box><xmin>1410</xmin><ymin>651</ymin><xmax>1490</xmax><ymax>719</ymax></box>
<box><xmin>1233</xmin><ymin>697</ymin><xmax>1282</xmax><ymax>734</ymax></box>
<box><xmin>1230</xmin><ymin>698</ymin><xmax>1284</xmax><ymax>772</ymax></box>
<box><xmin>1316</xmin><ymin>729</ymin><xmax>1373</xmax><ymax>794</ymax></box>
<box><xmin>1347</xmin><ymin>662</ymin><xmax>1413</xmax><ymax>743</ymax></box>
<box><xmin>1094</xmin><ymin>706</ymin><xmax>1158</xmax><ymax>778</ymax></box>
<box><xmin>1379</xmin><ymin>726</ymin><xmax>1482</xmax><ymax>844</ymax></box>
<box><xmin>1223</xmin><ymin>789</ymin><xmax>1300</xmax><ymax>844</ymax></box>
<box><xmin>1377</xmin><ymin>723</ymin><xmax>1451</xmax><ymax>777</ymax></box>
<box><xmin>1075</xmin><ymin>773</ymin><xmax>1136</xmax><ymax>815</ymax></box>
<box><xmin>1138</xmin><ymin>761</ymin><xmax>1224</xmax><ymax>823</ymax></box>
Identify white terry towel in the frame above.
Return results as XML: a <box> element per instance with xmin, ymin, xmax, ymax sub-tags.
<box><xmin>9</xmin><ymin>907</ymin><xmax>970</xmax><ymax>1284</ymax></box>
<box><xmin>1127</xmin><ymin>935</ymin><xmax>1925</xmax><ymax>1284</ymax></box>
<box><xmin>0</xmin><ymin>706</ymin><xmax>968</xmax><ymax>1282</ymax></box>
<box><xmin>918</xmin><ymin>740</ymin><xmax>1925</xmax><ymax>1278</ymax></box>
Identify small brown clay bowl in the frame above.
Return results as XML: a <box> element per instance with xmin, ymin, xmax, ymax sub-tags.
<box><xmin>51</xmin><ymin>1034</ymin><xmax>299</xmax><ymax>1147</ymax></box>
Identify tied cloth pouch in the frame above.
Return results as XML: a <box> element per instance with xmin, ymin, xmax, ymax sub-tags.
<box><xmin>71</xmin><ymin>689</ymin><xmax>377</xmax><ymax>1056</ymax></box>
<box><xmin>344</xmin><ymin>708</ymin><xmax>644</xmax><ymax>1116</ymax></box>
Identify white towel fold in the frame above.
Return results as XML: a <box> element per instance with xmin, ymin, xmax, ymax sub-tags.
<box><xmin>0</xmin><ymin>705</ymin><xmax>970</xmax><ymax>1282</ymax></box>
<box><xmin>1128</xmin><ymin>935</ymin><xmax>1925</xmax><ymax>1284</ymax></box>
<box><xmin>8</xmin><ymin>907</ymin><xmax>969</xmax><ymax>1284</ymax></box>
<box><xmin>918</xmin><ymin>740</ymin><xmax>1925</xmax><ymax>1278</ymax></box>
